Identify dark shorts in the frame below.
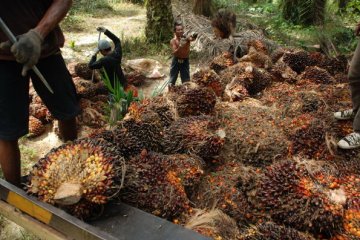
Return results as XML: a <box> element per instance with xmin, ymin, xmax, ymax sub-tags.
<box><xmin>0</xmin><ymin>53</ymin><xmax>80</xmax><ymax>140</ymax></box>
<box><xmin>169</xmin><ymin>57</ymin><xmax>190</xmax><ymax>85</ymax></box>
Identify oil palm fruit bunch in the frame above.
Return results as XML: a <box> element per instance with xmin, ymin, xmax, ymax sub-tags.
<box><xmin>122</xmin><ymin>111</ymin><xmax>163</xmax><ymax>153</ymax></box>
<box><xmin>283</xmin><ymin>50</ymin><xmax>314</xmax><ymax>74</ymax></box>
<box><xmin>162</xmin><ymin>116</ymin><xmax>225</xmax><ymax>161</ymax></box>
<box><xmin>78</xmin><ymin>98</ymin><xmax>107</xmax><ymax>128</ymax></box>
<box><xmin>30</xmin><ymin>95</ymin><xmax>53</xmax><ymax>123</ymax></box>
<box><xmin>28</xmin><ymin>116</ymin><xmax>46</xmax><ymax>138</ymax></box>
<box><xmin>193</xmin><ymin>161</ymin><xmax>256</xmax><ymax>225</ymax></box>
<box><xmin>240</xmin><ymin>221</ymin><xmax>315</xmax><ymax>240</ymax></box>
<box><xmin>167</xmin><ymin>83</ymin><xmax>216</xmax><ymax>118</ymax></box>
<box><xmin>121</xmin><ymin>150</ymin><xmax>204</xmax><ymax>219</ymax></box>
<box><xmin>128</xmin><ymin>97</ymin><xmax>174</xmax><ymax>128</ymax></box>
<box><xmin>73</xmin><ymin>62</ymin><xmax>94</xmax><ymax>80</ymax></box>
<box><xmin>209</xmin><ymin>51</ymin><xmax>236</xmax><ymax>74</ymax></box>
<box><xmin>192</xmin><ymin>69</ymin><xmax>224</xmax><ymax>97</ymax></box>
<box><xmin>185</xmin><ymin>209</ymin><xmax>240</xmax><ymax>240</ymax></box>
<box><xmin>230</xmin><ymin>65</ymin><xmax>272</xmax><ymax>96</ymax></box>
<box><xmin>340</xmin><ymin>198</ymin><xmax>360</xmax><ymax>239</ymax></box>
<box><xmin>255</xmin><ymin>160</ymin><xmax>344</xmax><ymax>235</ymax></box>
<box><xmin>215</xmin><ymin>102</ymin><xmax>288</xmax><ymax>167</ymax></box>
<box><xmin>299</xmin><ymin>66</ymin><xmax>335</xmax><ymax>85</ymax></box>
<box><xmin>224</xmin><ymin>77</ymin><xmax>249</xmax><ymax>102</ymax></box>
<box><xmin>239</xmin><ymin>46</ymin><xmax>272</xmax><ymax>69</ymax></box>
<box><xmin>248</xmin><ymin>39</ymin><xmax>268</xmax><ymax>55</ymax></box>
<box><xmin>270</xmin><ymin>60</ymin><xmax>297</xmax><ymax>83</ymax></box>
<box><xmin>73</xmin><ymin>78</ymin><xmax>107</xmax><ymax>99</ymax></box>
<box><xmin>125</xmin><ymin>70</ymin><xmax>146</xmax><ymax>86</ymax></box>
<box><xmin>287</xmin><ymin>116</ymin><xmax>331</xmax><ymax>160</ymax></box>
<box><xmin>27</xmin><ymin>138</ymin><xmax>124</xmax><ymax>219</ymax></box>
<box><xmin>319</xmin><ymin>55</ymin><xmax>348</xmax><ymax>76</ymax></box>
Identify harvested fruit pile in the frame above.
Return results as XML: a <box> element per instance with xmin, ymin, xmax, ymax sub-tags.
<box><xmin>26</xmin><ymin>40</ymin><xmax>360</xmax><ymax>239</ymax></box>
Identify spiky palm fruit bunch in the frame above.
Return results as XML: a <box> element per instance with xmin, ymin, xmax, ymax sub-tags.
<box><xmin>125</xmin><ymin>70</ymin><xmax>146</xmax><ymax>86</ymax></box>
<box><xmin>122</xmin><ymin>112</ymin><xmax>163</xmax><ymax>153</ymax></box>
<box><xmin>128</xmin><ymin>96</ymin><xmax>174</xmax><ymax>128</ymax></box>
<box><xmin>309</xmin><ymin>52</ymin><xmax>327</xmax><ymax>67</ymax></box>
<box><xmin>28</xmin><ymin>116</ymin><xmax>46</xmax><ymax>138</ymax></box>
<box><xmin>121</xmin><ymin>151</ymin><xmax>204</xmax><ymax>219</ymax></box>
<box><xmin>167</xmin><ymin>83</ymin><xmax>217</xmax><ymax>118</ymax></box>
<box><xmin>193</xmin><ymin>161</ymin><xmax>258</xmax><ymax>225</ymax></box>
<box><xmin>299</xmin><ymin>66</ymin><xmax>335</xmax><ymax>85</ymax></box>
<box><xmin>77</xmin><ymin>98</ymin><xmax>107</xmax><ymax>128</ymax></box>
<box><xmin>73</xmin><ymin>78</ymin><xmax>108</xmax><ymax>99</ymax></box>
<box><xmin>74</xmin><ymin>62</ymin><xmax>94</xmax><ymax>80</ymax></box>
<box><xmin>185</xmin><ymin>209</ymin><xmax>240</xmax><ymax>240</ymax></box>
<box><xmin>209</xmin><ymin>51</ymin><xmax>236</xmax><ymax>74</ymax></box>
<box><xmin>340</xmin><ymin>198</ymin><xmax>360</xmax><ymax>239</ymax></box>
<box><xmin>283</xmin><ymin>50</ymin><xmax>314</xmax><ymax>74</ymax></box>
<box><xmin>270</xmin><ymin>60</ymin><xmax>298</xmax><ymax>83</ymax></box>
<box><xmin>319</xmin><ymin>55</ymin><xmax>348</xmax><ymax>76</ymax></box>
<box><xmin>215</xmin><ymin>101</ymin><xmax>288</xmax><ymax>167</ymax></box>
<box><xmin>30</xmin><ymin>95</ymin><xmax>53</xmax><ymax>123</ymax></box>
<box><xmin>224</xmin><ymin>77</ymin><xmax>249</xmax><ymax>102</ymax></box>
<box><xmin>192</xmin><ymin>69</ymin><xmax>224</xmax><ymax>97</ymax></box>
<box><xmin>287</xmin><ymin>115</ymin><xmax>333</xmax><ymax>160</ymax></box>
<box><xmin>238</xmin><ymin>66</ymin><xmax>272</xmax><ymax>95</ymax></box>
<box><xmin>239</xmin><ymin>46</ymin><xmax>272</xmax><ymax>69</ymax></box>
<box><xmin>27</xmin><ymin>138</ymin><xmax>124</xmax><ymax>219</ymax></box>
<box><xmin>162</xmin><ymin>116</ymin><xmax>225</xmax><ymax>161</ymax></box>
<box><xmin>254</xmin><ymin>160</ymin><xmax>344</xmax><ymax>235</ymax></box>
<box><xmin>248</xmin><ymin>39</ymin><xmax>268</xmax><ymax>55</ymax></box>
<box><xmin>240</xmin><ymin>222</ymin><xmax>315</xmax><ymax>240</ymax></box>
<box><xmin>219</xmin><ymin>61</ymin><xmax>251</xmax><ymax>86</ymax></box>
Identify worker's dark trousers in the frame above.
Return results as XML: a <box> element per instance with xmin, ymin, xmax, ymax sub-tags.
<box><xmin>349</xmin><ymin>39</ymin><xmax>360</xmax><ymax>132</ymax></box>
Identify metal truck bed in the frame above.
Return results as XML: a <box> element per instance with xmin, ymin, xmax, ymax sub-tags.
<box><xmin>0</xmin><ymin>179</ymin><xmax>210</xmax><ymax>240</ymax></box>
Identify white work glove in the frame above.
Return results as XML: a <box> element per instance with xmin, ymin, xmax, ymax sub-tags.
<box><xmin>93</xmin><ymin>47</ymin><xmax>99</xmax><ymax>55</ymax></box>
<box><xmin>97</xmin><ymin>26</ymin><xmax>107</xmax><ymax>33</ymax></box>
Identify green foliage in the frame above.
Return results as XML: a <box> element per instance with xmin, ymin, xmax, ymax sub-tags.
<box><xmin>101</xmin><ymin>70</ymin><xmax>141</xmax><ymax>124</ymax></box>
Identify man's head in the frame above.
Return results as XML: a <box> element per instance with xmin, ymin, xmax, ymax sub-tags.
<box><xmin>173</xmin><ymin>20</ymin><xmax>184</xmax><ymax>39</ymax></box>
<box><xmin>98</xmin><ymin>39</ymin><xmax>112</xmax><ymax>56</ymax></box>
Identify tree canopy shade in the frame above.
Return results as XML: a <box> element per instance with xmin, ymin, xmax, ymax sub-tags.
<box><xmin>281</xmin><ymin>0</ymin><xmax>327</xmax><ymax>26</ymax></box>
<box><xmin>145</xmin><ymin>0</ymin><xmax>174</xmax><ymax>43</ymax></box>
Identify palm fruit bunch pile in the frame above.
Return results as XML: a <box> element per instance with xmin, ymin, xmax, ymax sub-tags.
<box><xmin>298</xmin><ymin>66</ymin><xmax>335</xmax><ymax>85</ymax></box>
<box><xmin>261</xmin><ymin>83</ymin><xmax>325</xmax><ymax>118</ymax></box>
<box><xmin>27</xmin><ymin>138</ymin><xmax>124</xmax><ymax>219</ymax></box>
<box><xmin>209</xmin><ymin>51</ymin><xmax>236</xmax><ymax>74</ymax></box>
<box><xmin>320</xmin><ymin>83</ymin><xmax>352</xmax><ymax>112</ymax></box>
<box><xmin>248</xmin><ymin>39</ymin><xmax>269</xmax><ymax>55</ymax></box>
<box><xmin>215</xmin><ymin>102</ymin><xmax>288</xmax><ymax>167</ymax></box>
<box><xmin>240</xmin><ymin>221</ymin><xmax>315</xmax><ymax>240</ymax></box>
<box><xmin>28</xmin><ymin>116</ymin><xmax>46</xmax><ymax>138</ymax></box>
<box><xmin>193</xmin><ymin>161</ymin><xmax>256</xmax><ymax>225</ymax></box>
<box><xmin>224</xmin><ymin>77</ymin><xmax>250</xmax><ymax>102</ymax></box>
<box><xmin>128</xmin><ymin>96</ymin><xmax>174</xmax><ymax>128</ymax></box>
<box><xmin>254</xmin><ymin>160</ymin><xmax>344</xmax><ymax>236</ymax></box>
<box><xmin>337</xmin><ymin>198</ymin><xmax>360</xmax><ymax>239</ymax></box>
<box><xmin>167</xmin><ymin>82</ymin><xmax>217</xmax><ymax>118</ymax></box>
<box><xmin>184</xmin><ymin>209</ymin><xmax>240</xmax><ymax>240</ymax></box>
<box><xmin>121</xmin><ymin>150</ymin><xmax>204</xmax><ymax>219</ymax></box>
<box><xmin>192</xmin><ymin>69</ymin><xmax>224</xmax><ymax>97</ymax></box>
<box><xmin>162</xmin><ymin>116</ymin><xmax>225</xmax><ymax>161</ymax></box>
<box><xmin>77</xmin><ymin>98</ymin><xmax>107</xmax><ymax>128</ymax></box>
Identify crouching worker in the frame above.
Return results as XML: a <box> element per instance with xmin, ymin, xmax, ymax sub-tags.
<box><xmin>0</xmin><ymin>0</ymin><xmax>80</xmax><ymax>186</ymax></box>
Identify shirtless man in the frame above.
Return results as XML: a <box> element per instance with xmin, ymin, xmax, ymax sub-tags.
<box><xmin>169</xmin><ymin>21</ymin><xmax>197</xmax><ymax>87</ymax></box>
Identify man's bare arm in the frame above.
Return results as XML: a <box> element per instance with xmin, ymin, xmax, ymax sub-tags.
<box><xmin>34</xmin><ymin>0</ymin><xmax>72</xmax><ymax>39</ymax></box>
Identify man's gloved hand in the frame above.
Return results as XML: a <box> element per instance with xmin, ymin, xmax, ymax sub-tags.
<box><xmin>93</xmin><ymin>47</ymin><xmax>99</xmax><ymax>56</ymax></box>
<box><xmin>97</xmin><ymin>26</ymin><xmax>107</xmax><ymax>33</ymax></box>
<box><xmin>0</xmin><ymin>29</ymin><xmax>43</xmax><ymax>76</ymax></box>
